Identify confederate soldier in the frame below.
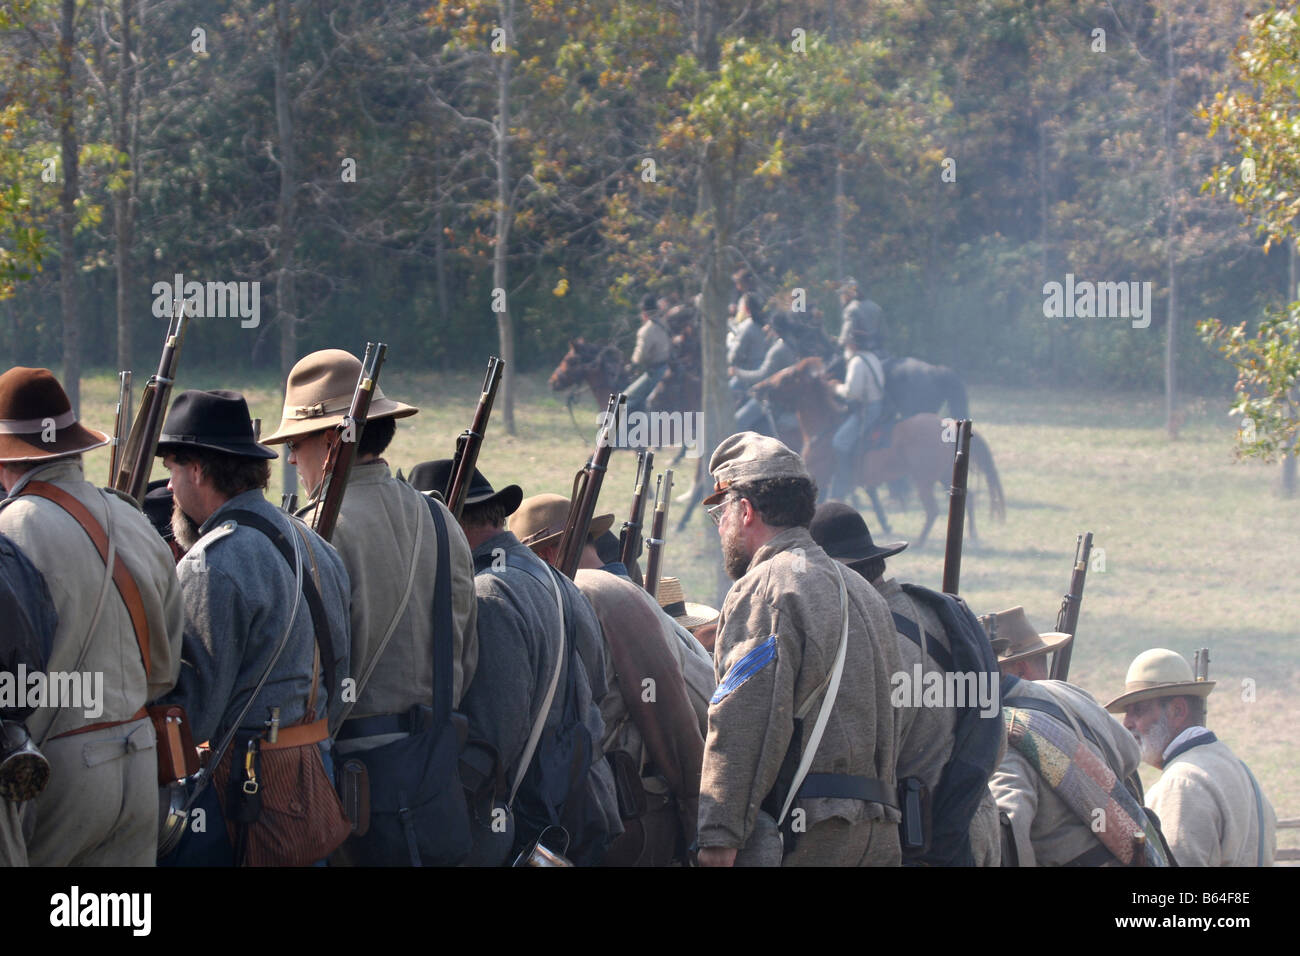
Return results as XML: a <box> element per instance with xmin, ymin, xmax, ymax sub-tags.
<box><xmin>510</xmin><ymin>493</ymin><xmax>707</xmax><ymax>866</ymax></box>
<box><xmin>157</xmin><ymin>390</ymin><xmax>352</xmax><ymax>866</ymax></box>
<box><xmin>623</xmin><ymin>294</ymin><xmax>672</xmax><ymax>417</ymax></box>
<box><xmin>828</xmin><ymin>327</ymin><xmax>887</xmax><ymax>501</ymax></box>
<box><xmin>409</xmin><ymin>462</ymin><xmax>621</xmax><ymax>866</ymax></box>
<box><xmin>262</xmin><ymin>350</ymin><xmax>478</xmax><ymax>866</ymax></box>
<box><xmin>730</xmin><ymin>311</ymin><xmax>799</xmax><ymax>435</ymax></box>
<box><xmin>837</xmin><ymin>277</ymin><xmax>884</xmax><ymax>351</ymax></box>
<box><xmin>698</xmin><ymin>433</ymin><xmax>902</xmax><ymax>867</ymax></box>
<box><xmin>0</xmin><ymin>367</ymin><xmax>184</xmax><ymax>866</ymax></box>
<box><xmin>809</xmin><ymin>502</ymin><xmax>1003</xmax><ymax>866</ymax></box>
<box><xmin>1107</xmin><ymin>648</ymin><xmax>1276</xmax><ymax>866</ymax></box>
<box><xmin>727</xmin><ymin>291</ymin><xmax>768</xmax><ymax>373</ymax></box>
<box><xmin>985</xmin><ymin>607</ymin><xmax>1164</xmax><ymax>867</ymax></box>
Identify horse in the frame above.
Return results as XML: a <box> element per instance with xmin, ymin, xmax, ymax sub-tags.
<box><xmin>550</xmin><ymin>337</ymin><xmax>624</xmax><ymax>411</ymax></box>
<box><xmin>883</xmin><ymin>356</ymin><xmax>969</xmax><ymax>420</ymax></box>
<box><xmin>751</xmin><ymin>356</ymin><xmax>1005</xmax><ymax>546</ymax></box>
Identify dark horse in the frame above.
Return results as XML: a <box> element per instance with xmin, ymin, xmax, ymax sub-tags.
<box><xmin>883</xmin><ymin>356</ymin><xmax>969</xmax><ymax>421</ymax></box>
<box><xmin>752</xmin><ymin>357</ymin><xmax>1005</xmax><ymax>546</ymax></box>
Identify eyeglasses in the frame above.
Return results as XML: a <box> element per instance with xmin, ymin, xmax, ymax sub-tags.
<box><xmin>284</xmin><ymin>439</ymin><xmax>297</xmax><ymax>453</ymax></box>
<box><xmin>707</xmin><ymin>497</ymin><xmax>736</xmax><ymax>526</ymax></box>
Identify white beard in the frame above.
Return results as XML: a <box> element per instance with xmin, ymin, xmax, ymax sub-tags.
<box><xmin>1135</xmin><ymin>710</ymin><xmax>1173</xmax><ymax>767</ymax></box>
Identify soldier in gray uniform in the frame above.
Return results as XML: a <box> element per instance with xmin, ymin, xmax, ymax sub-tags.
<box><xmin>697</xmin><ymin>433</ymin><xmax>902</xmax><ymax>867</ymax></box>
<box><xmin>730</xmin><ymin>311</ymin><xmax>799</xmax><ymax>434</ymax></box>
<box><xmin>623</xmin><ymin>295</ymin><xmax>672</xmax><ymax>417</ymax></box>
<box><xmin>838</xmin><ymin>277</ymin><xmax>885</xmax><ymax>351</ymax></box>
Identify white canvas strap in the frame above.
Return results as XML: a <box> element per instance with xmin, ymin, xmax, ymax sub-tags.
<box><xmin>778</xmin><ymin>562</ymin><xmax>850</xmax><ymax>826</ymax></box>
<box><xmin>508</xmin><ymin>564</ymin><xmax>566</xmax><ymax>807</ymax></box>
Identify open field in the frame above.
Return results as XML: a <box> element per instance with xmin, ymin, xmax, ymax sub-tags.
<box><xmin>75</xmin><ymin>366</ymin><xmax>1300</xmax><ymax>824</ymax></box>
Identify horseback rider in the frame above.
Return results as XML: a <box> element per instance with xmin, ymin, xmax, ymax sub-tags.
<box><xmin>730</xmin><ymin>311</ymin><xmax>799</xmax><ymax>435</ymax></box>
<box><xmin>829</xmin><ymin>327</ymin><xmax>888</xmax><ymax>501</ymax></box>
<box><xmin>838</xmin><ymin>277</ymin><xmax>885</xmax><ymax>352</ymax></box>
<box><xmin>727</xmin><ymin>292</ymin><xmax>768</xmax><ymax>373</ymax></box>
<box><xmin>623</xmin><ymin>294</ymin><xmax>672</xmax><ymax>418</ymax></box>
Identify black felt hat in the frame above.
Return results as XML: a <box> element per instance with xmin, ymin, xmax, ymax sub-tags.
<box><xmin>142</xmin><ymin>478</ymin><xmax>175</xmax><ymax>542</ymax></box>
<box><xmin>407</xmin><ymin>459</ymin><xmax>523</xmax><ymax>516</ymax></box>
<box><xmin>809</xmin><ymin>501</ymin><xmax>907</xmax><ymax>567</ymax></box>
<box><xmin>155</xmin><ymin>390</ymin><xmax>277</xmax><ymax>460</ymax></box>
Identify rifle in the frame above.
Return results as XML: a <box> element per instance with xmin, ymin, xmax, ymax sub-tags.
<box><xmin>445</xmin><ymin>356</ymin><xmax>504</xmax><ymax>520</ymax></box>
<box><xmin>556</xmin><ymin>392</ymin><xmax>625</xmax><ymax>579</ymax></box>
<box><xmin>618</xmin><ymin>449</ymin><xmax>654</xmax><ymax>571</ymax></box>
<box><xmin>1194</xmin><ymin>647</ymin><xmax>1210</xmax><ymax>721</ymax></box>
<box><xmin>112</xmin><ymin>299</ymin><xmax>191</xmax><ymax>505</ymax></box>
<box><xmin>642</xmin><ymin>468</ymin><xmax>674</xmax><ymax>599</ymax></box>
<box><xmin>940</xmin><ymin>419</ymin><xmax>972</xmax><ymax>595</ymax></box>
<box><xmin>1048</xmin><ymin>532</ymin><xmax>1094</xmax><ymax>682</ymax></box>
<box><xmin>107</xmin><ymin>371</ymin><xmax>133</xmax><ymax>484</ymax></box>
<box><xmin>310</xmin><ymin>342</ymin><xmax>387</xmax><ymax>542</ymax></box>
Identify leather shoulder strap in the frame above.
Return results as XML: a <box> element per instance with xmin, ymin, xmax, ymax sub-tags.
<box><xmin>19</xmin><ymin>481</ymin><xmax>150</xmax><ymax>678</ymax></box>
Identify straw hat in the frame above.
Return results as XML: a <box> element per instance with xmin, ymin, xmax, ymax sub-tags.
<box><xmin>656</xmin><ymin>576</ymin><xmax>719</xmax><ymax>630</ymax></box>
<box><xmin>509</xmin><ymin>493</ymin><xmax>614</xmax><ymax>551</ymax></box>
<box><xmin>1104</xmin><ymin>648</ymin><xmax>1216</xmax><ymax>713</ymax></box>
<box><xmin>0</xmin><ymin>367</ymin><xmax>108</xmax><ymax>462</ymax></box>
<box><xmin>979</xmin><ymin>606</ymin><xmax>1071</xmax><ymax>664</ymax></box>
<box><xmin>262</xmin><ymin>349</ymin><xmax>416</xmax><ymax>445</ymax></box>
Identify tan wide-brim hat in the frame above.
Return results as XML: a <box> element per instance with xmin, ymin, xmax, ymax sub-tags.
<box><xmin>509</xmin><ymin>493</ymin><xmax>614</xmax><ymax>552</ymax></box>
<box><xmin>656</xmin><ymin>576</ymin><xmax>719</xmax><ymax>630</ymax></box>
<box><xmin>261</xmin><ymin>349</ymin><xmax>417</xmax><ymax>444</ymax></box>
<box><xmin>980</xmin><ymin>606</ymin><xmax>1072</xmax><ymax>664</ymax></box>
<box><xmin>1104</xmin><ymin>648</ymin><xmax>1216</xmax><ymax>713</ymax></box>
<box><xmin>0</xmin><ymin>367</ymin><xmax>109</xmax><ymax>462</ymax></box>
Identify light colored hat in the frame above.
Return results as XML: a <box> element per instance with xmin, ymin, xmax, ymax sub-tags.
<box><xmin>980</xmin><ymin>606</ymin><xmax>1071</xmax><ymax>664</ymax></box>
<box><xmin>1104</xmin><ymin>648</ymin><xmax>1216</xmax><ymax>713</ymax></box>
<box><xmin>509</xmin><ymin>493</ymin><xmax>614</xmax><ymax>551</ymax></box>
<box><xmin>262</xmin><ymin>349</ymin><xmax>417</xmax><ymax>444</ymax></box>
<box><xmin>704</xmin><ymin>431</ymin><xmax>812</xmax><ymax>505</ymax></box>
<box><xmin>656</xmin><ymin>577</ymin><xmax>719</xmax><ymax>630</ymax></box>
<box><xmin>0</xmin><ymin>367</ymin><xmax>108</xmax><ymax>462</ymax></box>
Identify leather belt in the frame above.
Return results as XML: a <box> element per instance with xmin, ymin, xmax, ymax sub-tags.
<box><xmin>796</xmin><ymin>772</ymin><xmax>900</xmax><ymax>810</ymax></box>
<box><xmin>52</xmin><ymin>705</ymin><xmax>149</xmax><ymax>740</ymax></box>
<box><xmin>258</xmin><ymin>717</ymin><xmax>329</xmax><ymax>751</ymax></box>
<box><xmin>335</xmin><ymin>713</ymin><xmax>409</xmax><ymax>742</ymax></box>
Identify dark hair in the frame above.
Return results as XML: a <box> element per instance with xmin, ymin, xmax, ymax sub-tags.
<box><xmin>1171</xmin><ymin>695</ymin><xmax>1207</xmax><ymax>727</ymax></box>
<box><xmin>731</xmin><ymin>476</ymin><xmax>817</xmax><ymax>529</ymax></box>
<box><xmin>358</xmin><ymin>415</ymin><xmax>396</xmax><ymax>457</ymax></box>
<box><xmin>595</xmin><ymin>529</ymin><xmax>624</xmax><ymax>564</ymax></box>
<box><xmin>169</xmin><ymin>447</ymin><xmax>270</xmax><ymax>497</ymax></box>
<box><xmin>640</xmin><ymin>293</ymin><xmax>658</xmax><ymax>313</ymax></box>
<box><xmin>462</xmin><ymin>497</ymin><xmax>508</xmax><ymax>531</ymax></box>
<box><xmin>852</xmin><ymin>557</ymin><xmax>886</xmax><ymax>583</ymax></box>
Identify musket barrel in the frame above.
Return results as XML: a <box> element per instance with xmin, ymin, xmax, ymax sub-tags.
<box><xmin>941</xmin><ymin>419</ymin><xmax>972</xmax><ymax>595</ymax></box>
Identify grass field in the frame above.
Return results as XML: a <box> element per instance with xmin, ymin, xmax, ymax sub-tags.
<box><xmin>75</xmin><ymin>365</ymin><xmax>1299</xmax><ymax>827</ymax></box>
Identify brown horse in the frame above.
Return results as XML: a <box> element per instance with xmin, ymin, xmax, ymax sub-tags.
<box><xmin>550</xmin><ymin>337</ymin><xmax>624</xmax><ymax>408</ymax></box>
<box><xmin>752</xmin><ymin>357</ymin><xmax>1006</xmax><ymax>546</ymax></box>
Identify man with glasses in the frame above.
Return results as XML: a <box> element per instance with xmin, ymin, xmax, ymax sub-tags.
<box><xmin>696</xmin><ymin>432</ymin><xmax>902</xmax><ymax>867</ymax></box>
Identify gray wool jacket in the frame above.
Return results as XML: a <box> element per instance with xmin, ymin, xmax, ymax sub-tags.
<box><xmin>161</xmin><ymin>489</ymin><xmax>351</xmax><ymax>745</ymax></box>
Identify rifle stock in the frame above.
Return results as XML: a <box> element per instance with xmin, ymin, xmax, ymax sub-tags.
<box><xmin>445</xmin><ymin>356</ymin><xmax>504</xmax><ymax>520</ymax></box>
<box><xmin>113</xmin><ymin>300</ymin><xmax>190</xmax><ymax>504</ymax></box>
<box><xmin>556</xmin><ymin>392</ymin><xmax>624</xmax><ymax>579</ymax></box>
<box><xmin>618</xmin><ymin>450</ymin><xmax>654</xmax><ymax>570</ymax></box>
<box><xmin>310</xmin><ymin>342</ymin><xmax>387</xmax><ymax>542</ymax></box>
<box><xmin>643</xmin><ymin>469</ymin><xmax>674</xmax><ymax>599</ymax></box>
<box><xmin>941</xmin><ymin>419</ymin><xmax>972</xmax><ymax>594</ymax></box>
<box><xmin>1049</xmin><ymin>532</ymin><xmax>1094</xmax><ymax>682</ymax></box>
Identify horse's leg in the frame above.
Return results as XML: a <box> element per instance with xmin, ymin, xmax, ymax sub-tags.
<box><xmin>915</xmin><ymin>477</ymin><xmax>938</xmax><ymax>548</ymax></box>
<box><xmin>866</xmin><ymin>485</ymin><xmax>893</xmax><ymax>535</ymax></box>
<box><xmin>966</xmin><ymin>483</ymin><xmax>979</xmax><ymax>545</ymax></box>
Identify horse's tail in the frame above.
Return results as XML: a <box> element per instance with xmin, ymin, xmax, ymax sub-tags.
<box><xmin>970</xmin><ymin>432</ymin><xmax>1005</xmax><ymax>522</ymax></box>
<box><xmin>943</xmin><ymin>368</ymin><xmax>969</xmax><ymax>420</ymax></box>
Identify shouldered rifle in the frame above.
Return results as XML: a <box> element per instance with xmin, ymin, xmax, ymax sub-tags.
<box><xmin>642</xmin><ymin>468</ymin><xmax>674</xmax><ymax>599</ymax></box>
<box><xmin>1049</xmin><ymin>532</ymin><xmax>1094</xmax><ymax>681</ymax></box>
<box><xmin>107</xmin><ymin>371</ymin><xmax>132</xmax><ymax>484</ymax></box>
<box><xmin>556</xmin><ymin>392</ymin><xmax>625</xmax><ymax>579</ymax></box>
<box><xmin>113</xmin><ymin>300</ymin><xmax>191</xmax><ymax>504</ymax></box>
<box><xmin>618</xmin><ymin>449</ymin><xmax>654</xmax><ymax>569</ymax></box>
<box><xmin>445</xmin><ymin>356</ymin><xmax>504</xmax><ymax>520</ymax></box>
<box><xmin>941</xmin><ymin>419</ymin><xmax>972</xmax><ymax>595</ymax></box>
<box><xmin>1193</xmin><ymin>647</ymin><xmax>1210</xmax><ymax>682</ymax></box>
<box><xmin>310</xmin><ymin>342</ymin><xmax>387</xmax><ymax>542</ymax></box>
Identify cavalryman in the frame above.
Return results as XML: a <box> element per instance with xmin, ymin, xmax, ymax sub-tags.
<box><xmin>623</xmin><ymin>294</ymin><xmax>672</xmax><ymax>418</ymax></box>
<box><xmin>837</xmin><ymin>277</ymin><xmax>884</xmax><ymax>351</ymax></box>
<box><xmin>262</xmin><ymin>349</ymin><xmax>479</xmax><ymax>864</ymax></box>
<box><xmin>828</xmin><ymin>327</ymin><xmax>887</xmax><ymax>501</ymax></box>
<box><xmin>157</xmin><ymin>389</ymin><xmax>352</xmax><ymax>866</ymax></box>
<box><xmin>986</xmin><ymin>606</ymin><xmax>1165</xmax><ymax>867</ymax></box>
<box><xmin>1107</xmin><ymin>648</ymin><xmax>1276</xmax><ymax>866</ymax></box>
<box><xmin>698</xmin><ymin>433</ymin><xmax>902</xmax><ymax>866</ymax></box>
<box><xmin>0</xmin><ymin>367</ymin><xmax>184</xmax><ymax>866</ymax></box>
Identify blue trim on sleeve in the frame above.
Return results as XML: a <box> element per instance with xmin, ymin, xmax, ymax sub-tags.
<box><xmin>711</xmin><ymin>635</ymin><xmax>778</xmax><ymax>705</ymax></box>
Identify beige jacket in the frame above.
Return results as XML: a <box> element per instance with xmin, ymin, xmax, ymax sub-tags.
<box><xmin>1149</xmin><ymin>734</ymin><xmax>1276</xmax><ymax>866</ymax></box>
<box><xmin>631</xmin><ymin>319</ymin><xmax>671</xmax><ymax>368</ymax></box>
<box><xmin>992</xmin><ymin>678</ymin><xmax>1141</xmax><ymax>867</ymax></box>
<box><xmin>0</xmin><ymin>458</ymin><xmax>183</xmax><ymax>741</ymax></box>
<box><xmin>302</xmin><ymin>460</ymin><xmax>477</xmax><ymax>716</ymax></box>
<box><xmin>699</xmin><ymin>527</ymin><xmax>901</xmax><ymax>864</ymax></box>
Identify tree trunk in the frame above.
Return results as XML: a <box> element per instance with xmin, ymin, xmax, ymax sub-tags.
<box><xmin>832</xmin><ymin>159</ymin><xmax>845</xmax><ymax>281</ymax></box>
<box><xmin>114</xmin><ymin>0</ymin><xmax>135</xmax><ymax>372</ymax></box>
<box><xmin>59</xmin><ymin>0</ymin><xmax>81</xmax><ymax>412</ymax></box>
<box><xmin>275</xmin><ymin>0</ymin><xmax>298</xmax><ymax>495</ymax></box>
<box><xmin>1163</xmin><ymin>7</ymin><xmax>1178</xmax><ymax>439</ymax></box>
<box><xmin>1283</xmin><ymin>240</ymin><xmax>1297</xmax><ymax>496</ymax></box>
<box><xmin>494</xmin><ymin>0</ymin><xmax>516</xmax><ymax>434</ymax></box>
<box><xmin>434</xmin><ymin>136</ymin><xmax>451</xmax><ymax>373</ymax></box>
